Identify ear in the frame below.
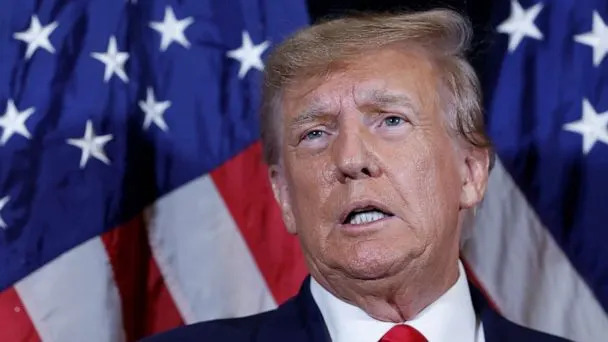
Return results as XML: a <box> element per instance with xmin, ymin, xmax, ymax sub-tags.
<box><xmin>269</xmin><ymin>164</ymin><xmax>298</xmax><ymax>235</ymax></box>
<box><xmin>459</xmin><ymin>146</ymin><xmax>490</xmax><ymax>209</ymax></box>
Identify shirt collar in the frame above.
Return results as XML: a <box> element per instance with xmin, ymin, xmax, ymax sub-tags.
<box><xmin>310</xmin><ymin>260</ymin><xmax>478</xmax><ymax>342</ymax></box>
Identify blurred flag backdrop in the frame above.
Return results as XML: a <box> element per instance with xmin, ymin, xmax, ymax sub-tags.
<box><xmin>462</xmin><ymin>1</ymin><xmax>608</xmax><ymax>341</ymax></box>
<box><xmin>0</xmin><ymin>1</ymin><xmax>309</xmax><ymax>340</ymax></box>
<box><xmin>0</xmin><ymin>0</ymin><xmax>606</xmax><ymax>341</ymax></box>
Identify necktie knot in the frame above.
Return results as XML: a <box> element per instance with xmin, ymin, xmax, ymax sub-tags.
<box><xmin>379</xmin><ymin>324</ymin><xmax>427</xmax><ymax>342</ymax></box>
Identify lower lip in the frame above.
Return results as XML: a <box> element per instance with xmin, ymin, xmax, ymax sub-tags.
<box><xmin>338</xmin><ymin>215</ymin><xmax>396</xmax><ymax>234</ymax></box>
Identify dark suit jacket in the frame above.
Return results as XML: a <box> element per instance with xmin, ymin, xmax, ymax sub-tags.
<box><xmin>142</xmin><ymin>277</ymin><xmax>570</xmax><ymax>342</ymax></box>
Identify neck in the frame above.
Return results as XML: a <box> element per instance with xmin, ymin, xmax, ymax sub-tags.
<box><xmin>310</xmin><ymin>258</ymin><xmax>460</xmax><ymax>322</ymax></box>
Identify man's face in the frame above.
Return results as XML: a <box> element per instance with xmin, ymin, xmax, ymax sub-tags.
<box><xmin>271</xmin><ymin>47</ymin><xmax>486</xmax><ymax>282</ymax></box>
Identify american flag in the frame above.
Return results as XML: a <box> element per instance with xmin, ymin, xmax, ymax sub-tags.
<box><xmin>0</xmin><ymin>0</ymin><xmax>606</xmax><ymax>341</ymax></box>
<box><xmin>462</xmin><ymin>0</ymin><xmax>608</xmax><ymax>341</ymax></box>
<box><xmin>0</xmin><ymin>1</ymin><xmax>308</xmax><ymax>340</ymax></box>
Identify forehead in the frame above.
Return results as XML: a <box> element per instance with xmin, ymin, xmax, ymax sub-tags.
<box><xmin>281</xmin><ymin>46</ymin><xmax>440</xmax><ymax>113</ymax></box>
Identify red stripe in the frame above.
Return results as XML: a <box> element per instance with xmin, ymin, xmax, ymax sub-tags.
<box><xmin>211</xmin><ymin>142</ymin><xmax>308</xmax><ymax>304</ymax></box>
<box><xmin>102</xmin><ymin>215</ymin><xmax>184</xmax><ymax>341</ymax></box>
<box><xmin>143</xmin><ymin>249</ymin><xmax>185</xmax><ymax>336</ymax></box>
<box><xmin>0</xmin><ymin>286</ymin><xmax>41</xmax><ymax>342</ymax></box>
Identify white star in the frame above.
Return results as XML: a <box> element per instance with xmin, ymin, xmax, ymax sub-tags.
<box><xmin>139</xmin><ymin>87</ymin><xmax>171</xmax><ymax>131</ymax></box>
<box><xmin>0</xmin><ymin>196</ymin><xmax>9</xmax><ymax>229</ymax></box>
<box><xmin>91</xmin><ymin>36</ymin><xmax>129</xmax><ymax>83</ymax></box>
<box><xmin>66</xmin><ymin>120</ymin><xmax>113</xmax><ymax>168</ymax></box>
<box><xmin>0</xmin><ymin>99</ymin><xmax>35</xmax><ymax>145</ymax></box>
<box><xmin>13</xmin><ymin>15</ymin><xmax>58</xmax><ymax>60</ymax></box>
<box><xmin>497</xmin><ymin>0</ymin><xmax>544</xmax><ymax>52</ymax></box>
<box><xmin>227</xmin><ymin>31</ymin><xmax>270</xmax><ymax>79</ymax></box>
<box><xmin>149</xmin><ymin>6</ymin><xmax>194</xmax><ymax>51</ymax></box>
<box><xmin>574</xmin><ymin>11</ymin><xmax>608</xmax><ymax>67</ymax></box>
<box><xmin>563</xmin><ymin>99</ymin><xmax>608</xmax><ymax>155</ymax></box>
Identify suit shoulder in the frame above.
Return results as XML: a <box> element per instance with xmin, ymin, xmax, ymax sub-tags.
<box><xmin>141</xmin><ymin>298</ymin><xmax>304</xmax><ymax>342</ymax></box>
<box><xmin>470</xmin><ymin>283</ymin><xmax>570</xmax><ymax>342</ymax></box>
<box><xmin>140</xmin><ymin>310</ymin><xmax>273</xmax><ymax>342</ymax></box>
<box><xmin>483</xmin><ymin>309</ymin><xmax>571</xmax><ymax>342</ymax></box>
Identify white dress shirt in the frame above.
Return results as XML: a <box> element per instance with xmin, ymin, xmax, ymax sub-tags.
<box><xmin>310</xmin><ymin>261</ymin><xmax>486</xmax><ymax>342</ymax></box>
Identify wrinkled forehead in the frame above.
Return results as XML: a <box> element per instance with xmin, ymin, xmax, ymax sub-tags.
<box><xmin>280</xmin><ymin>47</ymin><xmax>443</xmax><ymax>120</ymax></box>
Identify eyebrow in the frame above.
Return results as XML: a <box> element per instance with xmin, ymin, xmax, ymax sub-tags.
<box><xmin>357</xmin><ymin>90</ymin><xmax>415</xmax><ymax>110</ymax></box>
<box><xmin>289</xmin><ymin>90</ymin><xmax>416</xmax><ymax>129</ymax></box>
<box><xmin>289</xmin><ymin>101</ymin><xmax>334</xmax><ymax>129</ymax></box>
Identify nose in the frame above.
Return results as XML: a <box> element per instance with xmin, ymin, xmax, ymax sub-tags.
<box><xmin>332</xmin><ymin>125</ymin><xmax>382</xmax><ymax>183</ymax></box>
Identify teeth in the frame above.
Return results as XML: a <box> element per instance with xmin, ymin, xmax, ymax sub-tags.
<box><xmin>348</xmin><ymin>210</ymin><xmax>387</xmax><ymax>225</ymax></box>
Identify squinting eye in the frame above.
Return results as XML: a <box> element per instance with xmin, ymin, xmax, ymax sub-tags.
<box><xmin>303</xmin><ymin>130</ymin><xmax>324</xmax><ymax>140</ymax></box>
<box><xmin>383</xmin><ymin>116</ymin><xmax>404</xmax><ymax>127</ymax></box>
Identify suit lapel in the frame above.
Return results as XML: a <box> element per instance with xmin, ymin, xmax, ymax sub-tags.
<box><xmin>469</xmin><ymin>280</ymin><xmax>510</xmax><ymax>342</ymax></box>
<box><xmin>294</xmin><ymin>276</ymin><xmax>332</xmax><ymax>342</ymax></box>
<box><xmin>468</xmin><ymin>280</ymin><xmax>552</xmax><ymax>342</ymax></box>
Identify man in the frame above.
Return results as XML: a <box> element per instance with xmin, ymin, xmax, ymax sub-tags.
<box><xmin>144</xmin><ymin>9</ymin><xmax>568</xmax><ymax>342</ymax></box>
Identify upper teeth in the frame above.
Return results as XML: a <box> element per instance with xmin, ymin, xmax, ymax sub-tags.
<box><xmin>348</xmin><ymin>210</ymin><xmax>387</xmax><ymax>225</ymax></box>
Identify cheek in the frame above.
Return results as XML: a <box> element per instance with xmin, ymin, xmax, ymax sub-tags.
<box><xmin>390</xmin><ymin>137</ymin><xmax>461</xmax><ymax>228</ymax></box>
<box><xmin>285</xmin><ymin>157</ymin><xmax>334</xmax><ymax>236</ymax></box>
<box><xmin>417</xmin><ymin>143</ymin><xmax>462</xmax><ymax>231</ymax></box>
<box><xmin>287</xmin><ymin>159</ymin><xmax>331</xmax><ymax>206</ymax></box>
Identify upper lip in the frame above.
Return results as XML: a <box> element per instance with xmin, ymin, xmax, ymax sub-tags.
<box><xmin>338</xmin><ymin>199</ymin><xmax>394</xmax><ymax>224</ymax></box>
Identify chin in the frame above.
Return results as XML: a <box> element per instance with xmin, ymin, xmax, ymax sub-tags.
<box><xmin>337</xmin><ymin>246</ymin><xmax>407</xmax><ymax>280</ymax></box>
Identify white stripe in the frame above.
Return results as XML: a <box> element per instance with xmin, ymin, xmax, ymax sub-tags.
<box><xmin>146</xmin><ymin>174</ymin><xmax>276</xmax><ymax>324</ymax></box>
<box><xmin>15</xmin><ymin>237</ymin><xmax>126</xmax><ymax>342</ymax></box>
<box><xmin>462</xmin><ymin>158</ymin><xmax>608</xmax><ymax>342</ymax></box>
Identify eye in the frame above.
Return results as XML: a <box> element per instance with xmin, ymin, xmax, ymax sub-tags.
<box><xmin>383</xmin><ymin>116</ymin><xmax>405</xmax><ymax>127</ymax></box>
<box><xmin>303</xmin><ymin>130</ymin><xmax>325</xmax><ymax>141</ymax></box>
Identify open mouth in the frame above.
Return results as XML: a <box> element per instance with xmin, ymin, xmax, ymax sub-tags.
<box><xmin>342</xmin><ymin>206</ymin><xmax>394</xmax><ymax>225</ymax></box>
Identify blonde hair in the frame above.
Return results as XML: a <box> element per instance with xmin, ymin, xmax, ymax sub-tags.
<box><xmin>260</xmin><ymin>9</ymin><xmax>492</xmax><ymax>166</ymax></box>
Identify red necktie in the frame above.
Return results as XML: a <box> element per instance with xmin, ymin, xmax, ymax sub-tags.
<box><xmin>379</xmin><ymin>325</ymin><xmax>427</xmax><ymax>342</ymax></box>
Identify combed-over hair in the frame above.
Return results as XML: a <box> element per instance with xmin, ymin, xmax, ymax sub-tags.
<box><xmin>260</xmin><ymin>9</ymin><xmax>493</xmax><ymax>166</ymax></box>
